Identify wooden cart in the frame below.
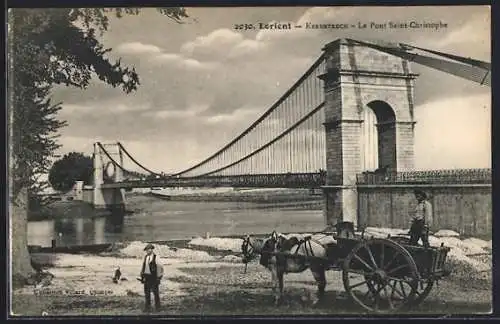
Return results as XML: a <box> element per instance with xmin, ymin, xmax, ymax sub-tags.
<box><xmin>257</xmin><ymin>226</ymin><xmax>451</xmax><ymax>313</ymax></box>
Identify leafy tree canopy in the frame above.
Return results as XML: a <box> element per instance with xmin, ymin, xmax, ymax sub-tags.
<box><xmin>10</xmin><ymin>7</ymin><xmax>189</xmax><ymax>201</ymax></box>
<box><xmin>12</xmin><ymin>8</ymin><xmax>188</xmax><ymax>92</ymax></box>
<box><xmin>9</xmin><ymin>6</ymin><xmax>189</xmax><ymax>284</ymax></box>
<box><xmin>48</xmin><ymin>152</ymin><xmax>93</xmax><ymax>192</ymax></box>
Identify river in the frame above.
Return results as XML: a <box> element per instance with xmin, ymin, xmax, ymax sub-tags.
<box><xmin>27</xmin><ymin>194</ymin><xmax>325</xmax><ymax>247</ymax></box>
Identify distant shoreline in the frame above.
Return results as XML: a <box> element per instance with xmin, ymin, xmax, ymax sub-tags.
<box><xmin>28</xmin><ymin>189</ymin><xmax>324</xmax><ymax>222</ymax></box>
<box><xmin>136</xmin><ymin>188</ymin><xmax>324</xmax><ymax>204</ymax></box>
<box><xmin>145</xmin><ymin>191</ymin><xmax>324</xmax><ymax>210</ymax></box>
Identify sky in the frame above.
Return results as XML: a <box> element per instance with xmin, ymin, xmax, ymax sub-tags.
<box><xmin>50</xmin><ymin>6</ymin><xmax>491</xmax><ymax>174</ymax></box>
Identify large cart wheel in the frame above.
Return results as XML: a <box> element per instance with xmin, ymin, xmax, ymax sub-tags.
<box><xmin>342</xmin><ymin>238</ymin><xmax>419</xmax><ymax>313</ymax></box>
<box><xmin>388</xmin><ymin>237</ymin><xmax>435</xmax><ymax>305</ymax></box>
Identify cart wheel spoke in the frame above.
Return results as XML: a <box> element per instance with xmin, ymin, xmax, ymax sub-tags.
<box><xmin>380</xmin><ymin>243</ymin><xmax>385</xmax><ymax>269</ymax></box>
<box><xmin>399</xmin><ymin>281</ymin><xmax>408</xmax><ymax>298</ymax></box>
<box><xmin>348</xmin><ymin>269</ymin><xmax>371</xmax><ymax>276</ymax></box>
<box><xmin>387</xmin><ymin>263</ymin><xmax>408</xmax><ymax>275</ymax></box>
<box><xmin>387</xmin><ymin>276</ymin><xmax>416</xmax><ymax>284</ymax></box>
<box><xmin>411</xmin><ymin>279</ymin><xmax>434</xmax><ymax>306</ymax></box>
<box><xmin>364</xmin><ymin>245</ymin><xmax>378</xmax><ymax>269</ymax></box>
<box><xmin>383</xmin><ymin>252</ymin><xmax>400</xmax><ymax>271</ymax></box>
<box><xmin>388</xmin><ymin>280</ymin><xmax>404</xmax><ymax>298</ymax></box>
<box><xmin>353</xmin><ymin>253</ymin><xmax>375</xmax><ymax>272</ymax></box>
<box><xmin>389</xmin><ymin>280</ymin><xmax>404</xmax><ymax>299</ymax></box>
<box><xmin>349</xmin><ymin>279</ymin><xmax>369</xmax><ymax>290</ymax></box>
<box><xmin>383</xmin><ymin>285</ymin><xmax>394</xmax><ymax>309</ymax></box>
<box><xmin>374</xmin><ymin>283</ymin><xmax>386</xmax><ymax>298</ymax></box>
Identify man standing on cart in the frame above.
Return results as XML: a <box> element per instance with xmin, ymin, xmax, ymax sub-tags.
<box><xmin>409</xmin><ymin>189</ymin><xmax>433</xmax><ymax>248</ymax></box>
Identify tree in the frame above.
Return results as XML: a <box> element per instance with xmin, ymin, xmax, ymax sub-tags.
<box><xmin>8</xmin><ymin>7</ymin><xmax>189</xmax><ymax>286</ymax></box>
<box><xmin>48</xmin><ymin>152</ymin><xmax>93</xmax><ymax>192</ymax></box>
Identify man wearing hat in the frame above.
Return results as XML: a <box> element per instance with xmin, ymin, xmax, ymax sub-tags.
<box><xmin>139</xmin><ymin>243</ymin><xmax>163</xmax><ymax>312</ymax></box>
<box><xmin>409</xmin><ymin>190</ymin><xmax>433</xmax><ymax>248</ymax></box>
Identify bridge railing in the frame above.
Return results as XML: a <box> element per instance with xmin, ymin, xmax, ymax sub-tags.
<box><xmin>119</xmin><ymin>172</ymin><xmax>327</xmax><ymax>188</ymax></box>
<box><xmin>117</xmin><ymin>168</ymin><xmax>491</xmax><ymax>188</ymax></box>
<box><xmin>356</xmin><ymin>168</ymin><xmax>492</xmax><ymax>185</ymax></box>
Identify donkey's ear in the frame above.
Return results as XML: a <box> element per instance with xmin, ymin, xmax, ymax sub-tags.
<box><xmin>271</xmin><ymin>230</ymin><xmax>278</xmax><ymax>240</ymax></box>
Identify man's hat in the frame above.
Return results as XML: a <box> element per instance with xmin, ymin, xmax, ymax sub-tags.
<box><xmin>144</xmin><ymin>243</ymin><xmax>155</xmax><ymax>251</ymax></box>
<box><xmin>414</xmin><ymin>189</ymin><xmax>427</xmax><ymax>199</ymax></box>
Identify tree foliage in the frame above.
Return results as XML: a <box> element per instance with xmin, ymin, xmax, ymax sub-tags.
<box><xmin>8</xmin><ymin>7</ymin><xmax>189</xmax><ymax>281</ymax></box>
<box><xmin>48</xmin><ymin>152</ymin><xmax>93</xmax><ymax>193</ymax></box>
<box><xmin>12</xmin><ymin>8</ymin><xmax>189</xmax><ymax>93</ymax></box>
<box><xmin>10</xmin><ymin>7</ymin><xmax>189</xmax><ymax>201</ymax></box>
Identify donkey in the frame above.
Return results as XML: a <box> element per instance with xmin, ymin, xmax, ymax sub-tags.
<box><xmin>241</xmin><ymin>230</ymin><xmax>334</xmax><ymax>305</ymax></box>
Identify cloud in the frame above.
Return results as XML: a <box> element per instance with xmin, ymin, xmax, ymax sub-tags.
<box><xmin>428</xmin><ymin>11</ymin><xmax>491</xmax><ymax>62</ymax></box>
<box><xmin>228</xmin><ymin>39</ymin><xmax>265</xmax><ymax>58</ymax></box>
<box><xmin>180</xmin><ymin>29</ymin><xmax>244</xmax><ymax>59</ymax></box>
<box><xmin>254</xmin><ymin>8</ymin><xmax>335</xmax><ymax>42</ymax></box>
<box><xmin>179</xmin><ymin>28</ymin><xmax>270</xmax><ymax>62</ymax></box>
<box><xmin>58</xmin><ymin>101</ymin><xmax>151</xmax><ymax>118</ymax></box>
<box><xmin>115</xmin><ymin>42</ymin><xmax>163</xmax><ymax>55</ymax></box>
<box><xmin>152</xmin><ymin>53</ymin><xmax>181</xmax><ymax>62</ymax></box>
<box><xmin>49</xmin><ymin>7</ymin><xmax>491</xmax><ymax>174</ymax></box>
<box><xmin>143</xmin><ymin>104</ymin><xmax>209</xmax><ymax>119</ymax></box>
<box><xmin>57</xmin><ymin>135</ymin><xmax>108</xmax><ymax>156</ymax></box>
<box><xmin>414</xmin><ymin>93</ymin><xmax>491</xmax><ymax>170</ymax></box>
<box><xmin>144</xmin><ymin>110</ymin><xmax>194</xmax><ymax>119</ymax></box>
<box><xmin>253</xmin><ymin>6</ymin><xmax>491</xmax><ymax>60</ymax></box>
<box><xmin>204</xmin><ymin>107</ymin><xmax>261</xmax><ymax>124</ymax></box>
<box><xmin>149</xmin><ymin>51</ymin><xmax>219</xmax><ymax>71</ymax></box>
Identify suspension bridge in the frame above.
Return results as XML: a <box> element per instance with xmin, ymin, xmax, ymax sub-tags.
<box><xmin>83</xmin><ymin>38</ymin><xmax>491</xmax><ymax>231</ymax></box>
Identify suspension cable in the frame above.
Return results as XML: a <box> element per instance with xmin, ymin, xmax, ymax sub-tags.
<box><xmin>195</xmin><ymin>102</ymin><xmax>325</xmax><ymax>177</ymax></box>
<box><xmin>170</xmin><ymin>53</ymin><xmax>326</xmax><ymax>177</ymax></box>
<box><xmin>399</xmin><ymin>42</ymin><xmax>491</xmax><ymax>70</ymax></box>
<box><xmin>96</xmin><ymin>142</ymin><xmax>137</xmax><ymax>176</ymax></box>
<box><xmin>348</xmin><ymin>39</ymin><xmax>490</xmax><ymax>87</ymax></box>
<box><xmin>117</xmin><ymin>142</ymin><xmax>162</xmax><ymax>176</ymax></box>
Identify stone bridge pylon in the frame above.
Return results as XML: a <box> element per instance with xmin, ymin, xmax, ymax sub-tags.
<box><xmin>92</xmin><ymin>142</ymin><xmax>126</xmax><ymax>212</ymax></box>
<box><xmin>319</xmin><ymin>38</ymin><xmax>418</xmax><ymax>228</ymax></box>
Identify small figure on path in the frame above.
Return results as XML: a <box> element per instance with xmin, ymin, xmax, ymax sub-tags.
<box><xmin>409</xmin><ymin>189</ymin><xmax>433</xmax><ymax>248</ymax></box>
<box><xmin>138</xmin><ymin>243</ymin><xmax>163</xmax><ymax>312</ymax></box>
<box><xmin>112</xmin><ymin>266</ymin><xmax>121</xmax><ymax>283</ymax></box>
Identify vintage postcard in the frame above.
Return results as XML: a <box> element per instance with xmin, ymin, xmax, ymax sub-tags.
<box><xmin>8</xmin><ymin>6</ymin><xmax>491</xmax><ymax>318</ymax></box>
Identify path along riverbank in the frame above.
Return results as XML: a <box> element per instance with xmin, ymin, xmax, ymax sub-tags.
<box><xmin>12</xmin><ymin>227</ymin><xmax>492</xmax><ymax>316</ymax></box>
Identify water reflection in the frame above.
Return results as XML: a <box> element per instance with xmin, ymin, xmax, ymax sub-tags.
<box><xmin>27</xmin><ymin>198</ymin><xmax>326</xmax><ymax>247</ymax></box>
<box><xmin>104</xmin><ymin>213</ymin><xmax>124</xmax><ymax>233</ymax></box>
<box><xmin>27</xmin><ymin>214</ymin><xmax>125</xmax><ymax>247</ymax></box>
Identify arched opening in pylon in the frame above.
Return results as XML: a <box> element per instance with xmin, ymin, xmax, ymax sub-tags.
<box><xmin>361</xmin><ymin>100</ymin><xmax>396</xmax><ymax>172</ymax></box>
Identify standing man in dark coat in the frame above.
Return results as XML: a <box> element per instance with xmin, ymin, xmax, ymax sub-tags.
<box><xmin>139</xmin><ymin>243</ymin><xmax>163</xmax><ymax>312</ymax></box>
<box><xmin>409</xmin><ymin>189</ymin><xmax>433</xmax><ymax>248</ymax></box>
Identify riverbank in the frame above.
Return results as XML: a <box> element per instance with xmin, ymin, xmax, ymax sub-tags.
<box><xmin>11</xmin><ymin>269</ymin><xmax>492</xmax><ymax>317</ymax></box>
<box><xmin>141</xmin><ymin>188</ymin><xmax>323</xmax><ymax>206</ymax></box>
<box><xmin>13</xmin><ymin>228</ymin><xmax>492</xmax><ymax>317</ymax></box>
<box><xmin>29</xmin><ymin>188</ymin><xmax>324</xmax><ymax>221</ymax></box>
